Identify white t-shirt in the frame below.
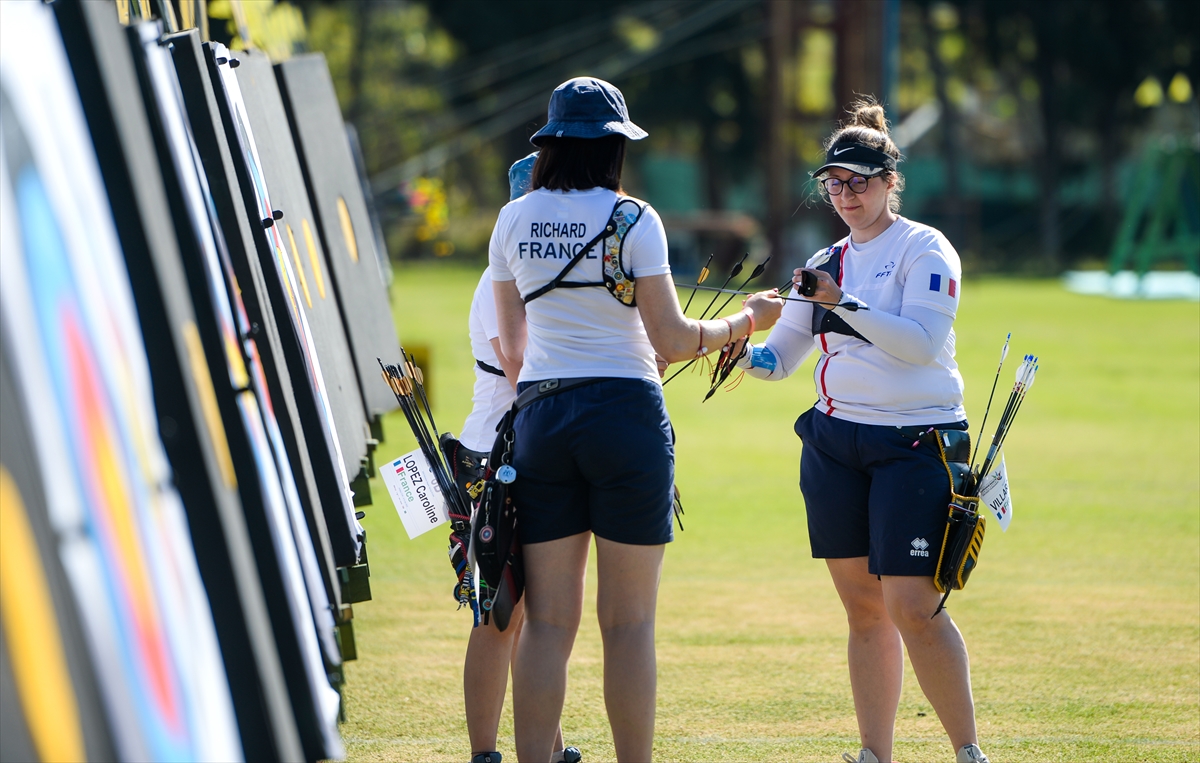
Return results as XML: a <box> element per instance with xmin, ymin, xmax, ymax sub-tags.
<box><xmin>459</xmin><ymin>267</ymin><xmax>517</xmax><ymax>452</ymax></box>
<box><xmin>765</xmin><ymin>216</ymin><xmax>966</xmax><ymax>425</ymax></box>
<box><xmin>488</xmin><ymin>187</ymin><xmax>671</xmax><ymax>383</ymax></box>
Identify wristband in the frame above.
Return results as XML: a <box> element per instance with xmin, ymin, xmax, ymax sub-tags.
<box><xmin>742</xmin><ymin>307</ymin><xmax>756</xmax><ymax>337</ymax></box>
<box><xmin>695</xmin><ymin>325</ymin><xmax>707</xmax><ymax>357</ymax></box>
<box><xmin>719</xmin><ymin>318</ymin><xmax>733</xmax><ymax>348</ymax></box>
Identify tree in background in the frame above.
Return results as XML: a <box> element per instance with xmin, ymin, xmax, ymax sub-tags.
<box><xmin>291</xmin><ymin>0</ymin><xmax>1196</xmax><ymax>274</ymax></box>
<box><xmin>899</xmin><ymin>0</ymin><xmax>1198</xmax><ymax>272</ymax></box>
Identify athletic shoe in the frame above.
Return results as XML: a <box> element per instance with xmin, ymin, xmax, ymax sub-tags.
<box><xmin>956</xmin><ymin>744</ymin><xmax>989</xmax><ymax>763</ymax></box>
<box><xmin>841</xmin><ymin>750</ymin><xmax>880</xmax><ymax>763</ymax></box>
<box><xmin>470</xmin><ymin>753</ymin><xmax>501</xmax><ymax>763</ymax></box>
<box><xmin>554</xmin><ymin>747</ymin><xmax>582</xmax><ymax>763</ymax></box>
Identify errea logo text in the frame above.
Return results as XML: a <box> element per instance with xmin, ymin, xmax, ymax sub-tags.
<box><xmin>910</xmin><ymin>537</ymin><xmax>930</xmax><ymax>557</ymax></box>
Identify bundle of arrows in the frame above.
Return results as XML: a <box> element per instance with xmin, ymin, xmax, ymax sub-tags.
<box><xmin>933</xmin><ymin>335</ymin><xmax>1039</xmax><ymax>617</ymax></box>
<box><xmin>378</xmin><ymin>354</ymin><xmax>480</xmax><ymax>621</ymax></box>
<box><xmin>665</xmin><ymin>253</ymin><xmax>771</xmax><ymax>400</ymax></box>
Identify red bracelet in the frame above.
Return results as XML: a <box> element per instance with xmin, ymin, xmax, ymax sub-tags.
<box><xmin>742</xmin><ymin>308</ymin><xmax>756</xmax><ymax>337</ymax></box>
<box><xmin>719</xmin><ymin>318</ymin><xmax>733</xmax><ymax>348</ymax></box>
<box><xmin>695</xmin><ymin>324</ymin><xmax>707</xmax><ymax>357</ymax></box>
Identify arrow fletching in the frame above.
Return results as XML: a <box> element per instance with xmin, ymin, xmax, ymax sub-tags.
<box><xmin>728</xmin><ymin>253</ymin><xmax>747</xmax><ymax>280</ymax></box>
<box><xmin>1014</xmin><ymin>354</ymin><xmax>1030</xmax><ymax>384</ymax></box>
<box><xmin>683</xmin><ymin>252</ymin><xmax>715</xmax><ymax>313</ymax></box>
<box><xmin>746</xmin><ymin>256</ymin><xmax>770</xmax><ymax>283</ymax></box>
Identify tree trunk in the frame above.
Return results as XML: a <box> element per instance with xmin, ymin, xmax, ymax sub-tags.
<box><xmin>765</xmin><ymin>0</ymin><xmax>791</xmax><ymax>274</ymax></box>
<box><xmin>1032</xmin><ymin>7</ymin><xmax>1061</xmax><ymax>273</ymax></box>
<box><xmin>922</xmin><ymin>3</ymin><xmax>964</xmax><ymax>249</ymax></box>
<box><xmin>346</xmin><ymin>1</ymin><xmax>372</xmax><ymax>130</ymax></box>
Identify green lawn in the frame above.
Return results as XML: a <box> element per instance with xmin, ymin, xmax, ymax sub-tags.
<box><xmin>340</xmin><ymin>263</ymin><xmax>1200</xmax><ymax>762</ymax></box>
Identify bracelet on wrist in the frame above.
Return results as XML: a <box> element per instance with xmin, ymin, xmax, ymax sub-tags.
<box><xmin>719</xmin><ymin>318</ymin><xmax>733</xmax><ymax>349</ymax></box>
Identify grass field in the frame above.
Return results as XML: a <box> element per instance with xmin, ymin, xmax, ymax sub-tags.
<box><xmin>340</xmin><ymin>263</ymin><xmax>1199</xmax><ymax>763</ymax></box>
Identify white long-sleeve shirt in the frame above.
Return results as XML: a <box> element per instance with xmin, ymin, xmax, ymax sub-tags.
<box><xmin>740</xmin><ymin>217</ymin><xmax>966</xmax><ymax>426</ymax></box>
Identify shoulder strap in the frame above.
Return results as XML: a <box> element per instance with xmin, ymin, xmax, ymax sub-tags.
<box><xmin>810</xmin><ymin>243</ymin><xmax>869</xmax><ymax>342</ymax></box>
<box><xmin>475</xmin><ymin>359</ymin><xmax>505</xmax><ymax>377</ymax></box>
<box><xmin>599</xmin><ymin>199</ymin><xmax>644</xmax><ymax>306</ymax></box>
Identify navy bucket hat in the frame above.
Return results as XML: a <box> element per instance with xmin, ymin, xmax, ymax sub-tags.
<box><xmin>530</xmin><ymin>77</ymin><xmax>648</xmax><ymax>147</ymax></box>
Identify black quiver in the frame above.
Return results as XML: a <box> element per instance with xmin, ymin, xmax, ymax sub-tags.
<box><xmin>472</xmin><ymin>406</ymin><xmax>524</xmax><ymax>631</ymax></box>
<box><xmin>440</xmin><ymin>433</ymin><xmax>485</xmax><ymax>613</ymax></box>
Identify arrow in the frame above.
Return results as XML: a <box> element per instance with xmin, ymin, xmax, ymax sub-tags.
<box><xmin>682</xmin><ymin>252</ymin><xmax>714</xmax><ymax>313</ymax></box>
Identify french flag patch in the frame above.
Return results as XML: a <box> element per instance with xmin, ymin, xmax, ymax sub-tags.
<box><xmin>929</xmin><ymin>273</ymin><xmax>957</xmax><ymax>297</ymax></box>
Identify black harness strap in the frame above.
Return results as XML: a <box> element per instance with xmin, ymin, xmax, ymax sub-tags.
<box><xmin>476</xmin><ymin>359</ymin><xmax>505</xmax><ymax>377</ymax></box>
<box><xmin>523</xmin><ymin>198</ymin><xmax>644</xmax><ymax>306</ymax></box>
<box><xmin>810</xmin><ymin>243</ymin><xmax>869</xmax><ymax>342</ymax></box>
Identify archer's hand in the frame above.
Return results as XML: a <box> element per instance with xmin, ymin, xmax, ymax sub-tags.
<box><xmin>655</xmin><ymin>353</ymin><xmax>669</xmax><ymax>378</ymax></box>
<box><xmin>743</xmin><ymin>289</ymin><xmax>784</xmax><ymax>333</ymax></box>
<box><xmin>794</xmin><ymin>268</ymin><xmax>844</xmax><ymax>306</ymax></box>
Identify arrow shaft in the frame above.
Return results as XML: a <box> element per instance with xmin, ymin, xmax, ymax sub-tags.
<box><xmin>672</xmin><ymin>283</ymin><xmax>862</xmax><ymax>310</ymax></box>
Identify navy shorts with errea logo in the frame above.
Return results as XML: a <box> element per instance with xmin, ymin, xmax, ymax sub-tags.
<box><xmin>795</xmin><ymin>407</ymin><xmax>967</xmax><ymax>576</ymax></box>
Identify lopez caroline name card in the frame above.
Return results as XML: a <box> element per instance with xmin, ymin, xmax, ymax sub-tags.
<box><xmin>380</xmin><ymin>448</ymin><xmax>449</xmax><ymax>539</ymax></box>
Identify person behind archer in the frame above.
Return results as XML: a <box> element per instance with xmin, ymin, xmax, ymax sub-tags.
<box><xmin>490</xmin><ymin>77</ymin><xmax>782</xmax><ymax>762</ymax></box>
<box><xmin>441</xmin><ymin>152</ymin><xmax>580</xmax><ymax>763</ymax></box>
<box><xmin>735</xmin><ymin>98</ymin><xmax>990</xmax><ymax>763</ymax></box>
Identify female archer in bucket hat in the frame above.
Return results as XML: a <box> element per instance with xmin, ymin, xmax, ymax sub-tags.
<box><xmin>488</xmin><ymin>76</ymin><xmax>782</xmax><ymax>762</ymax></box>
<box><xmin>446</xmin><ymin>152</ymin><xmax>579</xmax><ymax>763</ymax></box>
<box><xmin>736</xmin><ymin>97</ymin><xmax>990</xmax><ymax>763</ymax></box>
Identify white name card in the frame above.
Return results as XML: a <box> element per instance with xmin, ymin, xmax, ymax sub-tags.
<box><xmin>381</xmin><ymin>447</ymin><xmax>449</xmax><ymax>539</ymax></box>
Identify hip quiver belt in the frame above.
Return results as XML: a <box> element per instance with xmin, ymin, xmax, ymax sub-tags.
<box><xmin>473</xmin><ymin>377</ymin><xmax>607</xmax><ymax>630</ymax></box>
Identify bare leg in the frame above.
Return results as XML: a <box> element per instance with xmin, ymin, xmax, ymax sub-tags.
<box><xmin>507</xmin><ymin>616</ymin><xmax>566</xmax><ymax>754</ymax></box>
<box><xmin>827</xmin><ymin>558</ymin><xmax>904</xmax><ymax>763</ymax></box>
<box><xmin>465</xmin><ymin>600</ymin><xmax>523</xmax><ymax>754</ymax></box>
<box><xmin>881</xmin><ymin>575</ymin><xmax>978</xmax><ymax>754</ymax></box>
<box><xmin>513</xmin><ymin>532</ymin><xmax>591</xmax><ymax>763</ymax></box>
<box><xmin>595</xmin><ymin>537</ymin><xmax>664</xmax><ymax>763</ymax></box>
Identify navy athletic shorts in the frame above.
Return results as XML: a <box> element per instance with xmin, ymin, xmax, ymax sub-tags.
<box><xmin>795</xmin><ymin>407</ymin><xmax>968</xmax><ymax>576</ymax></box>
<box><xmin>512</xmin><ymin>378</ymin><xmax>675</xmax><ymax>546</ymax></box>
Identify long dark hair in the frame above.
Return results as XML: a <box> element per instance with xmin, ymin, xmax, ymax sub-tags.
<box><xmin>531</xmin><ymin>135</ymin><xmax>626</xmax><ymax>192</ymax></box>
